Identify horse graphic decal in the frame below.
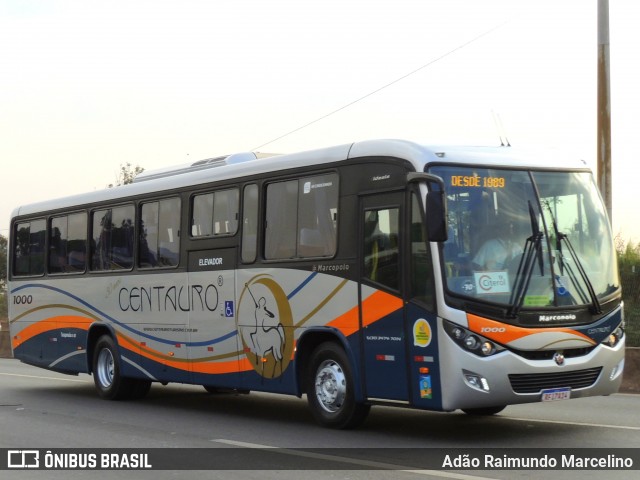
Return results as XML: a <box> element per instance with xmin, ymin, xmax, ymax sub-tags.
<box><xmin>238</xmin><ymin>276</ymin><xmax>293</xmax><ymax>378</ymax></box>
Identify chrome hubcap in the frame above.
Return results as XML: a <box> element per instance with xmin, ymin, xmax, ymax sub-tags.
<box><xmin>314</xmin><ymin>359</ymin><xmax>346</xmax><ymax>413</ymax></box>
<box><xmin>96</xmin><ymin>348</ymin><xmax>114</xmax><ymax>389</ymax></box>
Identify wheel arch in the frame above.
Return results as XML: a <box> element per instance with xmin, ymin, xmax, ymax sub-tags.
<box><xmin>86</xmin><ymin>322</ymin><xmax>118</xmax><ymax>374</ymax></box>
<box><xmin>294</xmin><ymin>328</ymin><xmax>364</xmax><ymax>401</ymax></box>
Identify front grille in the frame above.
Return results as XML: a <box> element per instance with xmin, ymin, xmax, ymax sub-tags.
<box><xmin>513</xmin><ymin>346</ymin><xmax>596</xmax><ymax>361</ymax></box>
<box><xmin>508</xmin><ymin>367</ymin><xmax>602</xmax><ymax>394</ymax></box>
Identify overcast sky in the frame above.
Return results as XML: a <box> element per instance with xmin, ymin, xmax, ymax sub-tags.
<box><xmin>1</xmin><ymin>0</ymin><xmax>639</xmax><ymax>243</ymax></box>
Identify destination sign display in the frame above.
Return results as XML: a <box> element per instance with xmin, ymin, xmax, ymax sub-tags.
<box><xmin>450</xmin><ymin>175</ymin><xmax>506</xmax><ymax>188</ymax></box>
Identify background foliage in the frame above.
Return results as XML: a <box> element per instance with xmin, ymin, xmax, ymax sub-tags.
<box><xmin>108</xmin><ymin>163</ymin><xmax>145</xmax><ymax>188</ymax></box>
<box><xmin>617</xmin><ymin>236</ymin><xmax>640</xmax><ymax>347</ymax></box>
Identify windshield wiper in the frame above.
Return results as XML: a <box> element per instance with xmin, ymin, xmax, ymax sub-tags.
<box><xmin>555</xmin><ymin>231</ymin><xmax>602</xmax><ymax>314</ymax></box>
<box><xmin>507</xmin><ymin>202</ymin><xmax>544</xmax><ymax>319</ymax></box>
<box><xmin>544</xmin><ymin>201</ymin><xmax>602</xmax><ymax>314</ymax></box>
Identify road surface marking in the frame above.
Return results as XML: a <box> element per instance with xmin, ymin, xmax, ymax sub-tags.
<box><xmin>0</xmin><ymin>372</ymin><xmax>90</xmax><ymax>383</ymax></box>
<box><xmin>213</xmin><ymin>439</ymin><xmax>498</xmax><ymax>479</ymax></box>
<box><xmin>504</xmin><ymin>416</ymin><xmax>640</xmax><ymax>431</ymax></box>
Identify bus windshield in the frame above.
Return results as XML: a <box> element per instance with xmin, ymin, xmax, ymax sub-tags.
<box><xmin>430</xmin><ymin>165</ymin><xmax>620</xmax><ymax>311</ymax></box>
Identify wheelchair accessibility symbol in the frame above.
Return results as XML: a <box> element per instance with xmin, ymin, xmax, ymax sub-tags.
<box><xmin>225</xmin><ymin>301</ymin><xmax>234</xmax><ymax>318</ymax></box>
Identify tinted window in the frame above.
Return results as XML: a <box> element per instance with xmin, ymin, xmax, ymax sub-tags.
<box><xmin>264</xmin><ymin>173</ymin><xmax>339</xmax><ymax>260</ymax></box>
<box><xmin>91</xmin><ymin>205</ymin><xmax>135</xmax><ymax>270</ymax></box>
<box><xmin>298</xmin><ymin>174</ymin><xmax>338</xmax><ymax>257</ymax></box>
<box><xmin>139</xmin><ymin>197</ymin><xmax>181</xmax><ymax>268</ymax></box>
<box><xmin>265</xmin><ymin>180</ymin><xmax>298</xmax><ymax>259</ymax></box>
<box><xmin>241</xmin><ymin>184</ymin><xmax>258</xmax><ymax>263</ymax></box>
<box><xmin>191</xmin><ymin>188</ymin><xmax>239</xmax><ymax>237</ymax></box>
<box><xmin>13</xmin><ymin>219</ymin><xmax>46</xmax><ymax>276</ymax></box>
<box><xmin>410</xmin><ymin>193</ymin><xmax>435</xmax><ymax>308</ymax></box>
<box><xmin>363</xmin><ymin>207</ymin><xmax>399</xmax><ymax>290</ymax></box>
<box><xmin>49</xmin><ymin>213</ymin><xmax>87</xmax><ymax>273</ymax></box>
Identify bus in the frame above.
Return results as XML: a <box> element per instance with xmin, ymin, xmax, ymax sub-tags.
<box><xmin>8</xmin><ymin>139</ymin><xmax>625</xmax><ymax>429</ymax></box>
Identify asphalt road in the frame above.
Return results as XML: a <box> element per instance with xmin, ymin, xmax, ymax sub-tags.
<box><xmin>1</xmin><ymin>358</ymin><xmax>638</xmax><ymax>480</ymax></box>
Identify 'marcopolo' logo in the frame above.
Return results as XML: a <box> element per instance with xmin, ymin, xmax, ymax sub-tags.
<box><xmin>539</xmin><ymin>314</ymin><xmax>577</xmax><ymax>322</ymax></box>
<box><xmin>237</xmin><ymin>276</ymin><xmax>294</xmax><ymax>379</ymax></box>
<box><xmin>553</xmin><ymin>352</ymin><xmax>565</xmax><ymax>366</ymax></box>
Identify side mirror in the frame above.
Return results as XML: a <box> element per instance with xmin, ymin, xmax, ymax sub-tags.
<box><xmin>426</xmin><ymin>188</ymin><xmax>448</xmax><ymax>242</ymax></box>
<box><xmin>407</xmin><ymin>172</ymin><xmax>448</xmax><ymax>243</ymax></box>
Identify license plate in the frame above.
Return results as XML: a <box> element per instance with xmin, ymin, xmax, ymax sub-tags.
<box><xmin>541</xmin><ymin>387</ymin><xmax>571</xmax><ymax>402</ymax></box>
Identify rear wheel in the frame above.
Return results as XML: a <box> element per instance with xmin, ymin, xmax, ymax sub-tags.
<box><xmin>306</xmin><ymin>342</ymin><xmax>370</xmax><ymax>429</ymax></box>
<box><xmin>92</xmin><ymin>335</ymin><xmax>150</xmax><ymax>400</ymax></box>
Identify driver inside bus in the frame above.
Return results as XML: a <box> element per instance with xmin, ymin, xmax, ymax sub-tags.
<box><xmin>472</xmin><ymin>221</ymin><xmax>522</xmax><ymax>271</ymax></box>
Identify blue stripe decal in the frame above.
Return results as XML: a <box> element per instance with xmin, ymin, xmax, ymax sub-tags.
<box><xmin>287</xmin><ymin>272</ymin><xmax>317</xmax><ymax>300</ymax></box>
<box><xmin>11</xmin><ymin>283</ymin><xmax>236</xmax><ymax>347</ymax></box>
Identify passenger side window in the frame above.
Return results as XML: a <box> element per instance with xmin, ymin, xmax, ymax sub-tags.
<box><xmin>13</xmin><ymin>219</ymin><xmax>46</xmax><ymax>276</ymax></box>
<box><xmin>91</xmin><ymin>205</ymin><xmax>135</xmax><ymax>271</ymax></box>
<box><xmin>264</xmin><ymin>173</ymin><xmax>338</xmax><ymax>260</ymax></box>
<box><xmin>139</xmin><ymin>197</ymin><xmax>181</xmax><ymax>268</ymax></box>
<box><xmin>265</xmin><ymin>180</ymin><xmax>298</xmax><ymax>259</ymax></box>
<box><xmin>49</xmin><ymin>213</ymin><xmax>87</xmax><ymax>273</ymax></box>
<box><xmin>241</xmin><ymin>184</ymin><xmax>259</xmax><ymax>263</ymax></box>
<box><xmin>191</xmin><ymin>188</ymin><xmax>239</xmax><ymax>237</ymax></box>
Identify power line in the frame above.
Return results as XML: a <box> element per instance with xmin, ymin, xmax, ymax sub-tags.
<box><xmin>252</xmin><ymin>20</ymin><xmax>508</xmax><ymax>151</ymax></box>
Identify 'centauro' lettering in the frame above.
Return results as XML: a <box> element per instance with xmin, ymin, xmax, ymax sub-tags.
<box><xmin>119</xmin><ymin>284</ymin><xmax>219</xmax><ymax>313</ymax></box>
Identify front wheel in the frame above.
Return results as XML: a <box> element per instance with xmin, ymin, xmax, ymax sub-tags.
<box><xmin>306</xmin><ymin>342</ymin><xmax>370</xmax><ymax>429</ymax></box>
<box><xmin>92</xmin><ymin>335</ymin><xmax>150</xmax><ymax>400</ymax></box>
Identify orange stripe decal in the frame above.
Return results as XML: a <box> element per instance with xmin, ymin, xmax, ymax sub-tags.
<box><xmin>327</xmin><ymin>290</ymin><xmax>403</xmax><ymax>337</ymax></box>
<box><xmin>116</xmin><ymin>331</ymin><xmax>252</xmax><ymax>375</ymax></box>
<box><xmin>12</xmin><ymin>315</ymin><xmax>92</xmax><ymax>349</ymax></box>
<box><xmin>467</xmin><ymin>313</ymin><xmax>595</xmax><ymax>348</ymax></box>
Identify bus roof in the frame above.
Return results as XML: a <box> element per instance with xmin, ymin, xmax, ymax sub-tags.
<box><xmin>11</xmin><ymin>139</ymin><xmax>589</xmax><ymax>220</ymax></box>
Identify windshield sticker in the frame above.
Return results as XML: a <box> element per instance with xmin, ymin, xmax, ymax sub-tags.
<box><xmin>474</xmin><ymin>271</ymin><xmax>510</xmax><ymax>295</ymax></box>
<box><xmin>523</xmin><ymin>295</ymin><xmax>549</xmax><ymax>307</ymax></box>
<box><xmin>555</xmin><ymin>275</ymin><xmax>571</xmax><ymax>297</ymax></box>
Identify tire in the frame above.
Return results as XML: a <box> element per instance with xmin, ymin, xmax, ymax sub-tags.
<box><xmin>204</xmin><ymin>386</ymin><xmax>223</xmax><ymax>394</ymax></box>
<box><xmin>306</xmin><ymin>342</ymin><xmax>370</xmax><ymax>429</ymax></box>
<box><xmin>130</xmin><ymin>378</ymin><xmax>152</xmax><ymax>399</ymax></box>
<box><xmin>92</xmin><ymin>335</ymin><xmax>150</xmax><ymax>400</ymax></box>
<box><xmin>462</xmin><ymin>405</ymin><xmax>506</xmax><ymax>416</ymax></box>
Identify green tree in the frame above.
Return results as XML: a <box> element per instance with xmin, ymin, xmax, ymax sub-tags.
<box><xmin>617</xmin><ymin>238</ymin><xmax>640</xmax><ymax>347</ymax></box>
<box><xmin>108</xmin><ymin>163</ymin><xmax>145</xmax><ymax>188</ymax></box>
<box><xmin>0</xmin><ymin>292</ymin><xmax>6</xmax><ymax>319</ymax></box>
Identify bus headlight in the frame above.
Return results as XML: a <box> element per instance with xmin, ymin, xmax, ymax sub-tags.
<box><xmin>444</xmin><ymin>320</ymin><xmax>505</xmax><ymax>357</ymax></box>
<box><xmin>463</xmin><ymin>370</ymin><xmax>491</xmax><ymax>392</ymax></box>
<box><xmin>602</xmin><ymin>326</ymin><xmax>624</xmax><ymax>348</ymax></box>
<box><xmin>464</xmin><ymin>335</ymin><xmax>479</xmax><ymax>350</ymax></box>
<box><xmin>481</xmin><ymin>341</ymin><xmax>496</xmax><ymax>356</ymax></box>
<box><xmin>452</xmin><ymin>327</ymin><xmax>466</xmax><ymax>340</ymax></box>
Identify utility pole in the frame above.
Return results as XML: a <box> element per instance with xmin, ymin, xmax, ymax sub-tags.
<box><xmin>597</xmin><ymin>0</ymin><xmax>612</xmax><ymax>224</ymax></box>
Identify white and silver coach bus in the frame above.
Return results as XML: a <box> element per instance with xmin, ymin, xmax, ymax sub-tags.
<box><xmin>8</xmin><ymin>139</ymin><xmax>624</xmax><ymax>428</ymax></box>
